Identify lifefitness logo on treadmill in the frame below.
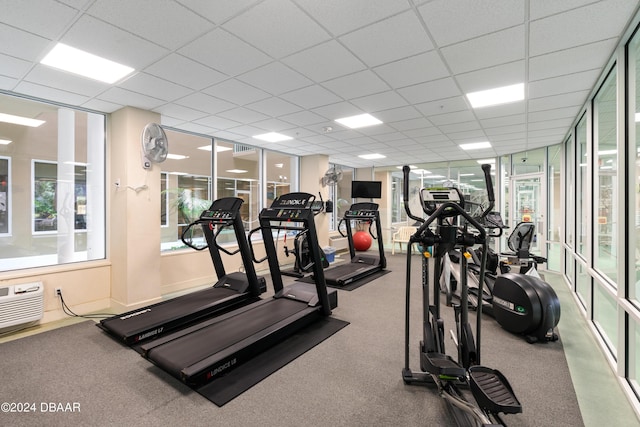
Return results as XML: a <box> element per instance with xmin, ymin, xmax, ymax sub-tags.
<box><xmin>279</xmin><ymin>198</ymin><xmax>307</xmax><ymax>206</ymax></box>
<box><xmin>136</xmin><ymin>327</ymin><xmax>163</xmax><ymax>341</ymax></box>
<box><xmin>119</xmin><ymin>308</ymin><xmax>151</xmax><ymax>320</ymax></box>
<box><xmin>209</xmin><ymin>358</ymin><xmax>237</xmax><ymax>378</ymax></box>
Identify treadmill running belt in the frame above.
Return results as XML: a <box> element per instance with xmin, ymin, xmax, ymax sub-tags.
<box><xmin>100</xmin><ymin>287</ymin><xmax>239</xmax><ymax>338</ymax></box>
<box><xmin>145</xmin><ymin>298</ymin><xmax>308</xmax><ymax>377</ymax></box>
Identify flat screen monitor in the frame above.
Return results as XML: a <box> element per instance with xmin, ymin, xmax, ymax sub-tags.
<box><xmin>351</xmin><ymin>181</ymin><xmax>382</xmax><ymax>199</ymax></box>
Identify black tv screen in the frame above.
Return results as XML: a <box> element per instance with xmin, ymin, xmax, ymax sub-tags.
<box><xmin>351</xmin><ymin>181</ymin><xmax>382</xmax><ymax>199</ymax></box>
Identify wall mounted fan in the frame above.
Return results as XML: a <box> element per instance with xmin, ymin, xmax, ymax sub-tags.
<box><xmin>321</xmin><ymin>166</ymin><xmax>343</xmax><ymax>187</ymax></box>
<box><xmin>141</xmin><ymin>123</ymin><xmax>168</xmax><ymax>169</ymax></box>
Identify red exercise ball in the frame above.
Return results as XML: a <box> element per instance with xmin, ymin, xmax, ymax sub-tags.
<box><xmin>353</xmin><ymin>231</ymin><xmax>372</xmax><ymax>251</ymax></box>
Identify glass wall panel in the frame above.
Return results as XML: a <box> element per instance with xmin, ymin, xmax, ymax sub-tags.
<box><xmin>630</xmin><ymin>317</ymin><xmax>640</xmax><ymax>398</ymax></box>
<box><xmin>576</xmin><ymin>261</ymin><xmax>591</xmax><ymax>311</ymax></box>
<box><xmin>576</xmin><ymin>115</ymin><xmax>588</xmax><ymax>256</ymax></box>
<box><xmin>215</xmin><ymin>140</ymin><xmax>260</xmax><ymax>233</ymax></box>
<box><xmin>630</xmin><ymin>28</ymin><xmax>640</xmax><ymax>305</ymax></box>
<box><xmin>160</xmin><ymin>130</ymin><xmax>212</xmax><ymax>251</ymax></box>
<box><xmin>565</xmin><ymin>133</ymin><xmax>575</xmax><ymax>250</ymax></box>
<box><xmin>265</xmin><ymin>152</ymin><xmax>296</xmax><ymax>208</ymax></box>
<box><xmin>547</xmin><ymin>145</ymin><xmax>562</xmax><ymax>271</ymax></box>
<box><xmin>0</xmin><ymin>156</ymin><xmax>8</xmax><ymax>235</ymax></box>
<box><xmin>500</xmin><ymin>155</ymin><xmax>510</xmax><ymax>252</ymax></box>
<box><xmin>0</xmin><ymin>94</ymin><xmax>105</xmax><ymax>271</ymax></box>
<box><xmin>593</xmin><ymin>69</ymin><xmax>618</xmax><ymax>284</ymax></box>
<box><xmin>594</xmin><ymin>283</ymin><xmax>618</xmax><ymax>356</ymax></box>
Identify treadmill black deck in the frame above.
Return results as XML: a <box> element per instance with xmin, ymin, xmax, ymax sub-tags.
<box><xmin>323</xmin><ymin>255</ymin><xmax>382</xmax><ymax>286</ymax></box>
<box><xmin>142</xmin><ymin>297</ymin><xmax>321</xmax><ymax>386</ymax></box>
<box><xmin>99</xmin><ymin>286</ymin><xmax>245</xmax><ymax>344</ymax></box>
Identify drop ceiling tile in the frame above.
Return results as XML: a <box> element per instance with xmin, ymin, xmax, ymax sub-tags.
<box><xmin>390</xmin><ymin>117</ymin><xmax>433</xmax><ymax>132</ymax></box>
<box><xmin>251</xmin><ymin>118</ymin><xmax>297</xmax><ymax>132</ymax></box>
<box><xmin>81</xmin><ymin>98</ymin><xmax>122</xmax><ymax>113</ymax></box>
<box><xmin>212</xmin><ymin>130</ymin><xmax>247</xmax><ymax>141</ymax></box>
<box><xmin>223</xmin><ymin>0</ymin><xmax>330</xmax><ymax>58</ymax></box>
<box><xmin>177</xmin><ymin>0</ymin><xmax>261</xmax><ymax>24</ymax></box>
<box><xmin>356</xmin><ymin>123</ymin><xmax>398</xmax><ymax>136</ymax></box>
<box><xmin>178</xmin><ymin>122</ymin><xmax>218</xmax><ymax>135</ymax></box>
<box><xmin>0</xmin><ymin>54</ymin><xmax>33</xmax><ymax>79</ymax></box>
<box><xmin>225</xmin><ymin>124</ymin><xmax>267</xmax><ymax>138</ymax></box>
<box><xmin>351</xmin><ymin>90</ymin><xmax>408</xmax><ymax>112</ymax></box>
<box><xmin>447</xmin><ymin>129</ymin><xmax>487</xmax><ymax>142</ymax></box>
<box><xmin>529</xmin><ymin>0</ymin><xmax>603</xmax><ymax>20</ymax></box>
<box><xmin>473</xmin><ymin>102</ymin><xmax>526</xmax><ymax>119</ymax></box>
<box><xmin>322</xmin><ymin>70</ymin><xmax>389</xmax><ymax>100</ymax></box>
<box><xmin>487</xmin><ymin>132</ymin><xmax>526</xmax><ymax>142</ymax></box>
<box><xmin>24</xmin><ymin>64</ymin><xmax>109</xmax><ymax>96</ymax></box>
<box><xmin>179</xmin><ymin>28</ymin><xmax>271</xmax><ymax>76</ymax></box>
<box><xmin>120</xmin><ymin>73</ymin><xmax>192</xmax><ymax>102</ymax></box>
<box><xmin>438</xmin><ymin>121</ymin><xmax>482</xmax><ymax>134</ymax></box>
<box><xmin>455</xmin><ymin>61</ymin><xmax>525</xmax><ymax>94</ymax></box>
<box><xmin>153</xmin><ymin>103</ymin><xmax>209</xmax><ymax>122</ymax></box>
<box><xmin>441</xmin><ymin>26</ymin><xmax>525</xmax><ymax>74</ymax></box>
<box><xmin>529</xmin><ymin>0</ymin><xmax>638</xmax><ymax>57</ymax></box>
<box><xmin>281</xmin><ymin>85</ymin><xmax>342</xmax><ymax>109</ymax></box>
<box><xmin>371</xmin><ymin>106</ymin><xmax>421</xmax><ymax>123</ymax></box>
<box><xmin>375</xmin><ymin>51</ymin><xmax>450</xmax><ymax>89</ymax></box>
<box><xmin>238</xmin><ymin>62</ymin><xmax>312</xmax><ymax>95</ymax></box>
<box><xmin>528</xmin><ymin>107</ymin><xmax>579</xmax><ymax>123</ymax></box>
<box><xmin>372</xmin><ymin>132</ymin><xmax>410</xmax><ymax>143</ymax></box>
<box><xmin>311</xmin><ymin>102</ymin><xmax>363</xmax><ymax>121</ymax></box>
<box><xmin>484</xmin><ymin>124</ymin><xmax>526</xmax><ymax>136</ymax></box>
<box><xmin>218</xmin><ymin>107</ymin><xmax>270</xmax><ymax>124</ymax></box>
<box><xmin>339</xmin><ymin>10</ymin><xmax>433</xmax><ymax>67</ymax></box>
<box><xmin>14</xmin><ymin>81</ymin><xmax>90</xmax><ymax>106</ymax></box>
<box><xmin>404</xmin><ymin>127</ymin><xmax>444</xmax><ymax>138</ymax></box>
<box><xmin>295</xmin><ymin>0</ymin><xmax>410</xmax><ymax>36</ymax></box>
<box><xmin>529</xmin><ymin>39</ymin><xmax>618</xmax><ymax>81</ymax></box>
<box><xmin>0</xmin><ymin>0</ymin><xmax>77</xmax><ymax>39</ymax></box>
<box><xmin>283</xmin><ymin>40</ymin><xmax>366</xmax><ymax>83</ymax></box>
<box><xmin>246</xmin><ymin>97</ymin><xmax>302</xmax><ymax>116</ymax></box>
<box><xmin>528</xmin><ymin>91</ymin><xmax>589</xmax><ymax>112</ymax></box>
<box><xmin>87</xmin><ymin>0</ymin><xmax>212</xmax><ymax>50</ymax></box>
<box><xmin>299</xmin><ymin>134</ymin><xmax>336</xmax><ymax>144</ymax></box>
<box><xmin>418</xmin><ymin>0</ymin><xmax>524</xmax><ymax>47</ymax></box>
<box><xmin>480</xmin><ymin>114</ymin><xmax>525</xmax><ymax>129</ymax></box>
<box><xmin>414</xmin><ymin>97</ymin><xmax>469</xmax><ymax>117</ymax></box>
<box><xmin>194</xmin><ymin>115</ymin><xmax>242</xmax><ymax>130</ymax></box>
<box><xmin>279</xmin><ymin>110</ymin><xmax>327</xmax><ymax>126</ymax></box>
<box><xmin>204</xmin><ymin>79</ymin><xmax>271</xmax><ymax>106</ymax></box>
<box><xmin>62</xmin><ymin>15</ymin><xmax>169</xmax><ymax>69</ymax></box>
<box><xmin>397</xmin><ymin>78</ymin><xmax>461</xmax><ymax>104</ymax></box>
<box><xmin>428</xmin><ymin>110</ymin><xmax>476</xmax><ymax>126</ymax></box>
<box><xmin>175</xmin><ymin>92</ymin><xmax>236</xmax><ymax>114</ymax></box>
<box><xmin>97</xmin><ymin>87</ymin><xmax>165</xmax><ymax>110</ymax></box>
<box><xmin>145</xmin><ymin>54</ymin><xmax>227</xmax><ymax>91</ymax></box>
<box><xmin>0</xmin><ymin>24</ymin><xmax>50</xmax><ymax>61</ymax></box>
<box><xmin>529</xmin><ymin>69</ymin><xmax>601</xmax><ymax>99</ymax></box>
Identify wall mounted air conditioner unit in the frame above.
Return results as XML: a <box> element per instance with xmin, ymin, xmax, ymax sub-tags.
<box><xmin>0</xmin><ymin>282</ymin><xmax>44</xmax><ymax>331</ymax></box>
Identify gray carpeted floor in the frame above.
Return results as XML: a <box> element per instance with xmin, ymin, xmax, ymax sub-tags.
<box><xmin>0</xmin><ymin>253</ymin><xmax>589</xmax><ymax>426</ymax></box>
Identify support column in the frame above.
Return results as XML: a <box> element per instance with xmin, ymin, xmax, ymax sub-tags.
<box><xmin>110</xmin><ymin>107</ymin><xmax>162</xmax><ymax>309</ymax></box>
<box><xmin>300</xmin><ymin>154</ymin><xmax>329</xmax><ymax>247</ymax></box>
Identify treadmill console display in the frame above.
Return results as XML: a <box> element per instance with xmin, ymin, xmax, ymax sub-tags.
<box><xmin>200</xmin><ymin>209</ymin><xmax>235</xmax><ymax>221</ymax></box>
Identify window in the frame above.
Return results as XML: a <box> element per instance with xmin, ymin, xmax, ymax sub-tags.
<box><xmin>593</xmin><ymin>68</ymin><xmax>618</xmax><ymax>284</ymax></box>
<box><xmin>594</xmin><ymin>283</ymin><xmax>618</xmax><ymax>356</ymax></box>
<box><xmin>266</xmin><ymin>152</ymin><xmax>297</xmax><ymax>208</ymax></box>
<box><xmin>629</xmin><ymin>28</ymin><xmax>640</xmax><ymax>306</ymax></box>
<box><xmin>0</xmin><ymin>94</ymin><xmax>105</xmax><ymax>272</ymax></box>
<box><xmin>547</xmin><ymin>145</ymin><xmax>562</xmax><ymax>271</ymax></box>
<box><xmin>159</xmin><ymin>129</ymin><xmax>212</xmax><ymax>251</ymax></box>
<box><xmin>0</xmin><ymin>157</ymin><xmax>9</xmax><ymax>235</ymax></box>
<box><xmin>565</xmin><ymin>133</ymin><xmax>575</xmax><ymax>250</ymax></box>
<box><xmin>576</xmin><ymin>115</ymin><xmax>588</xmax><ymax>256</ymax></box>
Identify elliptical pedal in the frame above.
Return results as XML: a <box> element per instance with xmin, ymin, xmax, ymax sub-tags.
<box><xmin>421</xmin><ymin>352</ymin><xmax>466</xmax><ymax>379</ymax></box>
<box><xmin>468</xmin><ymin>366</ymin><xmax>522</xmax><ymax>415</ymax></box>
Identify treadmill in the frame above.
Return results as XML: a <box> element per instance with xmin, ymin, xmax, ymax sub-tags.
<box><xmin>323</xmin><ymin>202</ymin><xmax>386</xmax><ymax>286</ymax></box>
<box><xmin>141</xmin><ymin>192</ymin><xmax>338</xmax><ymax>387</ymax></box>
<box><xmin>98</xmin><ymin>197</ymin><xmax>266</xmax><ymax>345</ymax></box>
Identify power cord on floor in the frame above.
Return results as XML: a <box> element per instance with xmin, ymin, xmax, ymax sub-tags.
<box><xmin>57</xmin><ymin>289</ymin><xmax>115</xmax><ymax>319</ymax></box>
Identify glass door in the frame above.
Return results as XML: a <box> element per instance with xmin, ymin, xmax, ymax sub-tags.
<box><xmin>236</xmin><ymin>189</ymin><xmax>251</xmax><ymax>232</ymax></box>
<box><xmin>510</xmin><ymin>173</ymin><xmax>545</xmax><ymax>258</ymax></box>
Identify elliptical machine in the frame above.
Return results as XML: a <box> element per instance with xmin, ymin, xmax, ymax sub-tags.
<box><xmin>402</xmin><ymin>164</ymin><xmax>522</xmax><ymax>426</ymax></box>
<box><xmin>445</xmin><ymin>209</ymin><xmax>561</xmax><ymax>344</ymax></box>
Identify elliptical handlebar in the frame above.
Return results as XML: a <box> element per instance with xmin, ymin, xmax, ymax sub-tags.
<box><xmin>402</xmin><ymin>165</ymin><xmax>427</xmax><ymax>224</ymax></box>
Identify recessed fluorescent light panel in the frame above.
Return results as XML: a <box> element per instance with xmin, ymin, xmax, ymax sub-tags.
<box><xmin>226</xmin><ymin>169</ymin><xmax>248</xmax><ymax>174</ymax></box>
<box><xmin>253</xmin><ymin>132</ymin><xmax>292</xmax><ymax>142</ymax></box>
<box><xmin>166</xmin><ymin>154</ymin><xmax>189</xmax><ymax>160</ymax></box>
<box><xmin>460</xmin><ymin>141</ymin><xmax>491</xmax><ymax>150</ymax></box>
<box><xmin>358</xmin><ymin>153</ymin><xmax>386</xmax><ymax>160</ymax></box>
<box><xmin>197</xmin><ymin>145</ymin><xmax>233</xmax><ymax>152</ymax></box>
<box><xmin>476</xmin><ymin>158</ymin><xmax>496</xmax><ymax>164</ymax></box>
<box><xmin>335</xmin><ymin>113</ymin><xmax>382</xmax><ymax>129</ymax></box>
<box><xmin>0</xmin><ymin>139</ymin><xmax>11</xmax><ymax>145</ymax></box>
<box><xmin>0</xmin><ymin>113</ymin><xmax>45</xmax><ymax>127</ymax></box>
<box><xmin>466</xmin><ymin>83</ymin><xmax>524</xmax><ymax>109</ymax></box>
<box><xmin>41</xmin><ymin>43</ymin><xmax>134</xmax><ymax>84</ymax></box>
